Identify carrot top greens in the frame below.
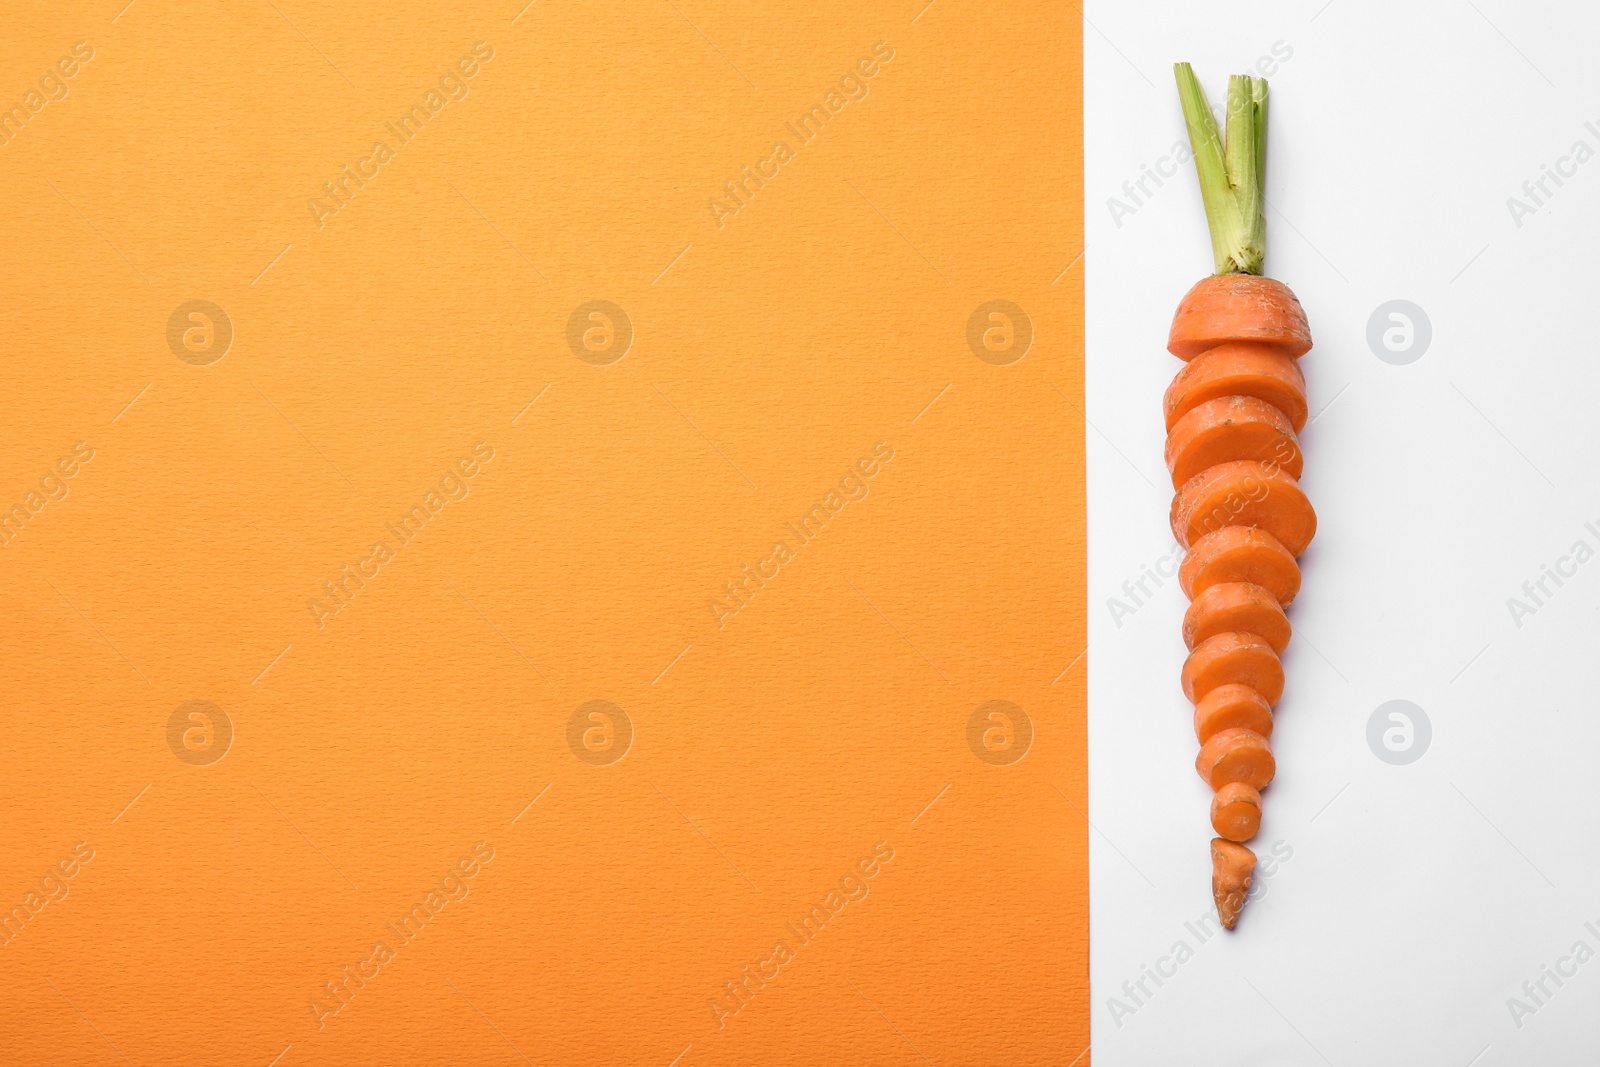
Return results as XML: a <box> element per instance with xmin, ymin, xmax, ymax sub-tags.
<box><xmin>1175</xmin><ymin>63</ymin><xmax>1267</xmax><ymax>276</ymax></box>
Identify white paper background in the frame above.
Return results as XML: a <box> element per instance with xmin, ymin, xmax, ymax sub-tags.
<box><xmin>1085</xmin><ymin>2</ymin><xmax>1600</xmax><ymax>1063</ymax></box>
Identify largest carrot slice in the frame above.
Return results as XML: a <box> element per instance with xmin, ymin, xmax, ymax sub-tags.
<box><xmin>1171</xmin><ymin>459</ymin><xmax>1317</xmax><ymax>555</ymax></box>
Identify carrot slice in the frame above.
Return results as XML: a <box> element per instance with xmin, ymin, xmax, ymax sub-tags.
<box><xmin>1211</xmin><ymin>838</ymin><xmax>1256</xmax><ymax>929</ymax></box>
<box><xmin>1163</xmin><ymin>343</ymin><xmax>1307</xmax><ymax>432</ymax></box>
<box><xmin>1181</xmin><ymin>632</ymin><xmax>1284</xmax><ymax>705</ymax></box>
<box><xmin>1180</xmin><ymin>526</ymin><xmax>1301</xmax><ymax>605</ymax></box>
<box><xmin>1165</xmin><ymin>395</ymin><xmax>1302</xmax><ymax>487</ymax></box>
<box><xmin>1167</xmin><ymin>274</ymin><xmax>1312</xmax><ymax>361</ymax></box>
<box><xmin>1171</xmin><ymin>460</ymin><xmax>1317</xmax><ymax>555</ymax></box>
<box><xmin>1183</xmin><ymin>582</ymin><xmax>1290</xmax><ymax>653</ymax></box>
<box><xmin>1210</xmin><ymin>782</ymin><xmax>1262</xmax><ymax>842</ymax></box>
<box><xmin>1194</xmin><ymin>683</ymin><xmax>1274</xmax><ymax>744</ymax></box>
<box><xmin>1196</xmin><ymin>727</ymin><xmax>1275</xmax><ymax>790</ymax></box>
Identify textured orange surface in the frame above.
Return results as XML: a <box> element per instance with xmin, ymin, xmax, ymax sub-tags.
<box><xmin>0</xmin><ymin>2</ymin><xmax>1084</xmax><ymax>1064</ymax></box>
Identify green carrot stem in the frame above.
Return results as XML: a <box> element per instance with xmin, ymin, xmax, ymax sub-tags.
<box><xmin>1174</xmin><ymin>62</ymin><xmax>1268</xmax><ymax>275</ymax></box>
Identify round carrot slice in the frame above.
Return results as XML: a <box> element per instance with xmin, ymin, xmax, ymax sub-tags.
<box><xmin>1181</xmin><ymin>632</ymin><xmax>1283</xmax><ymax>705</ymax></box>
<box><xmin>1165</xmin><ymin>395</ymin><xmax>1302</xmax><ymax>488</ymax></box>
<box><xmin>1195</xmin><ymin>727</ymin><xmax>1275</xmax><ymax>790</ymax></box>
<box><xmin>1170</xmin><ymin>460</ymin><xmax>1317</xmax><ymax>555</ymax></box>
<box><xmin>1183</xmin><ymin>582</ymin><xmax>1290</xmax><ymax>653</ymax></box>
<box><xmin>1179</xmin><ymin>526</ymin><xmax>1301</xmax><ymax>605</ymax></box>
<box><xmin>1210</xmin><ymin>782</ymin><xmax>1262</xmax><ymax>842</ymax></box>
<box><xmin>1194</xmin><ymin>684</ymin><xmax>1274</xmax><ymax>744</ymax></box>
<box><xmin>1167</xmin><ymin>274</ymin><xmax>1312</xmax><ymax>360</ymax></box>
<box><xmin>1163</xmin><ymin>343</ymin><xmax>1307</xmax><ymax>431</ymax></box>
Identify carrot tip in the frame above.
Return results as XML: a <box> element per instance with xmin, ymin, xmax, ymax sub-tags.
<box><xmin>1210</xmin><ymin>838</ymin><xmax>1256</xmax><ymax>930</ymax></box>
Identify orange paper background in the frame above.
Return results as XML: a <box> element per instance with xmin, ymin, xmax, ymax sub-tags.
<box><xmin>0</xmin><ymin>2</ymin><xmax>1085</xmax><ymax>1063</ymax></box>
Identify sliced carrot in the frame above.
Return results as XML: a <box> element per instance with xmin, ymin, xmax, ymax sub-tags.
<box><xmin>1163</xmin><ymin>343</ymin><xmax>1307</xmax><ymax>432</ymax></box>
<box><xmin>1183</xmin><ymin>582</ymin><xmax>1290</xmax><ymax>653</ymax></box>
<box><xmin>1210</xmin><ymin>782</ymin><xmax>1262</xmax><ymax>842</ymax></box>
<box><xmin>1180</xmin><ymin>526</ymin><xmax>1301</xmax><ymax>605</ymax></box>
<box><xmin>1173</xmin><ymin>68</ymin><xmax>1310</xmax><ymax>933</ymax></box>
<box><xmin>1167</xmin><ymin>274</ymin><xmax>1312</xmax><ymax>361</ymax></box>
<box><xmin>1165</xmin><ymin>395</ymin><xmax>1302</xmax><ymax>488</ymax></box>
<box><xmin>1181</xmin><ymin>632</ymin><xmax>1284</xmax><ymax>705</ymax></box>
<box><xmin>1170</xmin><ymin>460</ymin><xmax>1317</xmax><ymax>555</ymax></box>
<box><xmin>1194</xmin><ymin>683</ymin><xmax>1274</xmax><ymax>744</ymax></box>
<box><xmin>1211</xmin><ymin>838</ymin><xmax>1256</xmax><ymax>930</ymax></box>
<box><xmin>1195</xmin><ymin>727</ymin><xmax>1275</xmax><ymax>789</ymax></box>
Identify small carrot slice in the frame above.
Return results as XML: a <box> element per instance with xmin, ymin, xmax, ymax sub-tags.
<box><xmin>1163</xmin><ymin>343</ymin><xmax>1307</xmax><ymax>432</ymax></box>
<box><xmin>1170</xmin><ymin>460</ymin><xmax>1317</xmax><ymax>555</ymax></box>
<box><xmin>1167</xmin><ymin>274</ymin><xmax>1312</xmax><ymax>361</ymax></box>
<box><xmin>1194</xmin><ymin>684</ymin><xmax>1274</xmax><ymax>744</ymax></box>
<box><xmin>1180</xmin><ymin>526</ymin><xmax>1301</xmax><ymax>605</ymax></box>
<box><xmin>1210</xmin><ymin>782</ymin><xmax>1262</xmax><ymax>842</ymax></box>
<box><xmin>1182</xmin><ymin>632</ymin><xmax>1284</xmax><ymax>705</ymax></box>
<box><xmin>1165</xmin><ymin>395</ymin><xmax>1302</xmax><ymax>488</ymax></box>
<box><xmin>1183</xmin><ymin>582</ymin><xmax>1290</xmax><ymax>653</ymax></box>
<box><xmin>1196</xmin><ymin>727</ymin><xmax>1275</xmax><ymax>790</ymax></box>
<box><xmin>1211</xmin><ymin>838</ymin><xmax>1256</xmax><ymax>929</ymax></box>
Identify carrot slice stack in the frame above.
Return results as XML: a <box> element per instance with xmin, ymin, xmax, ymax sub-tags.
<box><xmin>1168</xmin><ymin>63</ymin><xmax>1315</xmax><ymax>929</ymax></box>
